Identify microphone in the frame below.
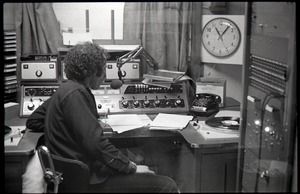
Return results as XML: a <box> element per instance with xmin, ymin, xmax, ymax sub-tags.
<box><xmin>110</xmin><ymin>68</ymin><xmax>126</xmax><ymax>89</ymax></box>
<box><xmin>110</xmin><ymin>79</ymin><xmax>123</xmax><ymax>89</ymax></box>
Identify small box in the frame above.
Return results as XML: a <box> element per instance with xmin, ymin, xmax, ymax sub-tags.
<box><xmin>196</xmin><ymin>78</ymin><xmax>226</xmax><ymax>107</ymax></box>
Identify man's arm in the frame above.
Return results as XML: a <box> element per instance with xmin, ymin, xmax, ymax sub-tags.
<box><xmin>26</xmin><ymin>98</ymin><xmax>51</xmax><ymax>132</ymax></box>
<box><xmin>62</xmin><ymin>90</ymin><xmax>137</xmax><ymax>174</ymax></box>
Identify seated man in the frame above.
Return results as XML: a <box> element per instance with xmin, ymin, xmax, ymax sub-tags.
<box><xmin>23</xmin><ymin>42</ymin><xmax>179</xmax><ymax>193</ymax></box>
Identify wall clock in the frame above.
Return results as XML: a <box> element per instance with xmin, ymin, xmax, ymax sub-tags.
<box><xmin>202</xmin><ymin>17</ymin><xmax>241</xmax><ymax>57</ymax></box>
<box><xmin>201</xmin><ymin>15</ymin><xmax>245</xmax><ymax>65</ymax></box>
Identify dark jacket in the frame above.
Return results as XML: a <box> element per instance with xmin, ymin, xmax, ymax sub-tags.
<box><xmin>26</xmin><ymin>80</ymin><xmax>136</xmax><ymax>184</ymax></box>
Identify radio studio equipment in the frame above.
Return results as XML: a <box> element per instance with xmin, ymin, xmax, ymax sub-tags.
<box><xmin>106</xmin><ymin>59</ymin><xmax>141</xmax><ymax>81</ymax></box>
<box><xmin>20</xmin><ymin>54</ymin><xmax>58</xmax><ymax>81</ymax></box>
<box><xmin>92</xmin><ymin>82</ymin><xmax>190</xmax><ymax>115</ymax></box>
<box><xmin>58</xmin><ymin>46</ymin><xmax>147</xmax><ymax>82</ymax></box>
<box><xmin>19</xmin><ymin>45</ymin><xmax>190</xmax><ymax>117</ymax></box>
<box><xmin>110</xmin><ymin>46</ymin><xmax>159</xmax><ymax>89</ymax></box>
<box><xmin>190</xmin><ymin>93</ymin><xmax>222</xmax><ymax>117</ymax></box>
<box><xmin>239</xmin><ymin>3</ymin><xmax>296</xmax><ymax>193</ymax></box>
<box><xmin>19</xmin><ymin>85</ymin><xmax>59</xmax><ymax>117</ymax></box>
<box><xmin>19</xmin><ymin>54</ymin><xmax>60</xmax><ymax>117</ymax></box>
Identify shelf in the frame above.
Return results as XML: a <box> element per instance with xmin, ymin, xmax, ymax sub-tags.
<box><xmin>4</xmin><ymin>30</ymin><xmax>18</xmax><ymax>103</ymax></box>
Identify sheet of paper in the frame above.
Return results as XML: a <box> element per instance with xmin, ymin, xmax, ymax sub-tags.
<box><xmin>149</xmin><ymin>113</ymin><xmax>193</xmax><ymax>130</ymax></box>
<box><xmin>100</xmin><ymin>114</ymin><xmax>151</xmax><ymax>133</ymax></box>
<box><xmin>215</xmin><ymin>110</ymin><xmax>240</xmax><ymax>117</ymax></box>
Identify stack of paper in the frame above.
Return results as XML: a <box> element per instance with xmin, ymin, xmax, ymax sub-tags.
<box><xmin>100</xmin><ymin>114</ymin><xmax>152</xmax><ymax>133</ymax></box>
<box><xmin>149</xmin><ymin>113</ymin><xmax>193</xmax><ymax>131</ymax></box>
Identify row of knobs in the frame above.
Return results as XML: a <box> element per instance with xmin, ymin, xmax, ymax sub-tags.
<box><xmin>121</xmin><ymin>97</ymin><xmax>183</xmax><ymax>108</ymax></box>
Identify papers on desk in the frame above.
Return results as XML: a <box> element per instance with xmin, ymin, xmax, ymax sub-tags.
<box><xmin>149</xmin><ymin>113</ymin><xmax>193</xmax><ymax>131</ymax></box>
<box><xmin>215</xmin><ymin>110</ymin><xmax>240</xmax><ymax>117</ymax></box>
<box><xmin>100</xmin><ymin>114</ymin><xmax>152</xmax><ymax>133</ymax></box>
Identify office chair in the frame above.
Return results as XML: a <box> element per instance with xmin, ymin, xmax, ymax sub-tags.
<box><xmin>37</xmin><ymin>145</ymin><xmax>90</xmax><ymax>193</ymax></box>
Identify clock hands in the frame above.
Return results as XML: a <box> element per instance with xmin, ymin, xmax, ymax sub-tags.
<box><xmin>215</xmin><ymin>28</ymin><xmax>223</xmax><ymax>41</ymax></box>
<box><xmin>215</xmin><ymin>25</ymin><xmax>231</xmax><ymax>41</ymax></box>
<box><xmin>215</xmin><ymin>25</ymin><xmax>231</xmax><ymax>53</ymax></box>
<box><xmin>221</xmin><ymin>26</ymin><xmax>230</xmax><ymax>36</ymax></box>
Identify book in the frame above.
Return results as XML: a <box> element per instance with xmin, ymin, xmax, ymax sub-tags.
<box><xmin>143</xmin><ymin>69</ymin><xmax>185</xmax><ymax>82</ymax></box>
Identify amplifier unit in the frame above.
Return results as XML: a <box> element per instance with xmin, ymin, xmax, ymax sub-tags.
<box><xmin>21</xmin><ymin>61</ymin><xmax>58</xmax><ymax>81</ymax></box>
<box><xmin>92</xmin><ymin>81</ymin><xmax>190</xmax><ymax>115</ymax></box>
<box><xmin>20</xmin><ymin>85</ymin><xmax>59</xmax><ymax>117</ymax></box>
<box><xmin>105</xmin><ymin>60</ymin><xmax>141</xmax><ymax>80</ymax></box>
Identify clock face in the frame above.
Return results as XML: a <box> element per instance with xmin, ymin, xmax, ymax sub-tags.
<box><xmin>202</xmin><ymin>17</ymin><xmax>241</xmax><ymax>57</ymax></box>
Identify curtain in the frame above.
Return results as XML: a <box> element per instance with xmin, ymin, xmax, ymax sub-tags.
<box><xmin>15</xmin><ymin>3</ymin><xmax>63</xmax><ymax>58</ymax></box>
<box><xmin>123</xmin><ymin>2</ymin><xmax>202</xmax><ymax>80</ymax></box>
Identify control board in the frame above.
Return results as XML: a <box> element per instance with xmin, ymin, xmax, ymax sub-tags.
<box><xmin>92</xmin><ymin>82</ymin><xmax>190</xmax><ymax>115</ymax></box>
<box><xmin>20</xmin><ymin>85</ymin><xmax>59</xmax><ymax>117</ymax></box>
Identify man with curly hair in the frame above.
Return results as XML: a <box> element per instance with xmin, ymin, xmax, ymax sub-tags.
<box><xmin>24</xmin><ymin>42</ymin><xmax>179</xmax><ymax>193</ymax></box>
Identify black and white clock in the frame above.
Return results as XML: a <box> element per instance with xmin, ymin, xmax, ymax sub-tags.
<box><xmin>202</xmin><ymin>17</ymin><xmax>241</xmax><ymax>57</ymax></box>
<box><xmin>201</xmin><ymin>15</ymin><xmax>245</xmax><ymax>65</ymax></box>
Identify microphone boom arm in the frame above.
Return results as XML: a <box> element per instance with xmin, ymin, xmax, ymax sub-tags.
<box><xmin>116</xmin><ymin>46</ymin><xmax>159</xmax><ymax>81</ymax></box>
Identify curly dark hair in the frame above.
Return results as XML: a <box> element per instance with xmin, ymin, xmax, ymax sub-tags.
<box><xmin>64</xmin><ymin>42</ymin><xmax>108</xmax><ymax>81</ymax></box>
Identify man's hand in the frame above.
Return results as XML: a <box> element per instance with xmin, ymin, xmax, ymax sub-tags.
<box><xmin>136</xmin><ymin>165</ymin><xmax>155</xmax><ymax>174</ymax></box>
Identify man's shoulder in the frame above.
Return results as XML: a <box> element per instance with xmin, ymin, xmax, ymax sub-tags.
<box><xmin>56</xmin><ymin>80</ymin><xmax>87</xmax><ymax>99</ymax></box>
<box><xmin>61</xmin><ymin>80</ymin><xmax>84</xmax><ymax>90</ymax></box>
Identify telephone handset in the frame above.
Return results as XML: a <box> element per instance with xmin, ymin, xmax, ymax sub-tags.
<box><xmin>190</xmin><ymin>93</ymin><xmax>222</xmax><ymax>116</ymax></box>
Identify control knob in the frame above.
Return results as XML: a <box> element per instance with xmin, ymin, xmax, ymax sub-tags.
<box><xmin>143</xmin><ymin>96</ymin><xmax>150</xmax><ymax>108</ymax></box>
<box><xmin>154</xmin><ymin>99</ymin><xmax>161</xmax><ymax>107</ymax></box>
<box><xmin>144</xmin><ymin>100</ymin><xmax>150</xmax><ymax>108</ymax></box>
<box><xmin>164</xmin><ymin>96</ymin><xmax>170</xmax><ymax>107</ymax></box>
<box><xmin>35</xmin><ymin>70</ymin><xmax>43</xmax><ymax>77</ymax></box>
<box><xmin>27</xmin><ymin>103</ymin><xmax>35</xmax><ymax>111</ymax></box>
<box><xmin>122</xmin><ymin>100</ymin><xmax>129</xmax><ymax>108</ymax></box>
<box><xmin>133</xmin><ymin>100</ymin><xmax>140</xmax><ymax>108</ymax></box>
<box><xmin>175</xmin><ymin>99</ymin><xmax>182</xmax><ymax>106</ymax></box>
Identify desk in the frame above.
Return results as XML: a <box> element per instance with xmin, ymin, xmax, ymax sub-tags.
<box><xmin>5</xmin><ymin>118</ymin><xmax>43</xmax><ymax>193</ymax></box>
<box><xmin>5</xmin><ymin>98</ymin><xmax>240</xmax><ymax>193</ymax></box>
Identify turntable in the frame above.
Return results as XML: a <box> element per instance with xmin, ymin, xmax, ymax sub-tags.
<box><xmin>4</xmin><ymin>126</ymin><xmax>25</xmax><ymax>147</ymax></box>
<box><xmin>193</xmin><ymin>110</ymin><xmax>240</xmax><ymax>142</ymax></box>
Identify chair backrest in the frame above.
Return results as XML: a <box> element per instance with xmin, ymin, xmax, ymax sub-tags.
<box><xmin>37</xmin><ymin>146</ymin><xmax>90</xmax><ymax>193</ymax></box>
